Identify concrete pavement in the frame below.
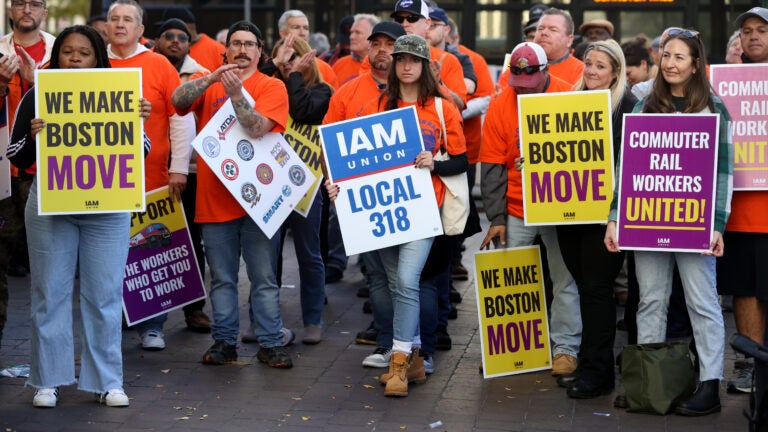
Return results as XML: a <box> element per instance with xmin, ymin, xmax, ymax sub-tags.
<box><xmin>0</xmin><ymin>219</ymin><xmax>753</xmax><ymax>431</ymax></box>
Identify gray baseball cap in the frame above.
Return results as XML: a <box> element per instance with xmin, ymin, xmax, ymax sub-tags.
<box><xmin>391</xmin><ymin>34</ymin><xmax>430</xmax><ymax>61</ymax></box>
<box><xmin>736</xmin><ymin>7</ymin><xmax>768</xmax><ymax>27</ymax></box>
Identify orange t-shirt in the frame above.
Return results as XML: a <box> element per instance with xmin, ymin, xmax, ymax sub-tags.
<box><xmin>497</xmin><ymin>54</ymin><xmax>584</xmax><ymax>92</ymax></box>
<box><xmin>176</xmin><ymin>71</ymin><xmax>288</xmax><ymax>223</ymax></box>
<box><xmin>110</xmin><ymin>51</ymin><xmax>181</xmax><ymax>191</ymax></box>
<box><xmin>480</xmin><ymin>75</ymin><xmax>572</xmax><ymax>218</ymax></box>
<box><xmin>317</xmin><ymin>59</ymin><xmax>339</xmax><ymax>90</ymax></box>
<box><xmin>361</xmin><ymin>96</ymin><xmax>466</xmax><ymax>207</ymax></box>
<box><xmin>458</xmin><ymin>44</ymin><xmax>495</xmax><ymax>164</ymax></box>
<box><xmin>189</xmin><ymin>33</ymin><xmax>225</xmax><ymax>72</ymax></box>
<box><xmin>332</xmin><ymin>54</ymin><xmax>364</xmax><ymax>87</ymax></box>
<box><xmin>726</xmin><ymin>192</ymin><xmax>768</xmax><ymax>233</ymax></box>
<box><xmin>323</xmin><ymin>72</ymin><xmax>384</xmax><ymax>124</ymax></box>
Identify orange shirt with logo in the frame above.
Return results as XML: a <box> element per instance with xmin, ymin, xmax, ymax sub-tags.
<box><xmin>177</xmin><ymin>72</ymin><xmax>289</xmax><ymax>223</ymax></box>
<box><xmin>361</xmin><ymin>96</ymin><xmax>466</xmax><ymax>207</ymax></box>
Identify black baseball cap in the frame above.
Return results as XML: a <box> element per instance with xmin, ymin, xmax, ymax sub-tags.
<box><xmin>368</xmin><ymin>21</ymin><xmax>407</xmax><ymax>41</ymax></box>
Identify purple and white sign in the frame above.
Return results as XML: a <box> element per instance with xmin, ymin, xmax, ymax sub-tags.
<box><xmin>122</xmin><ymin>187</ymin><xmax>206</xmax><ymax>325</ymax></box>
<box><xmin>617</xmin><ymin>114</ymin><xmax>719</xmax><ymax>252</ymax></box>
<box><xmin>711</xmin><ymin>64</ymin><xmax>768</xmax><ymax>190</ymax></box>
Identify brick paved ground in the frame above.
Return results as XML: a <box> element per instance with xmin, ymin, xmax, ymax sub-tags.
<box><xmin>0</xmin><ymin>218</ymin><xmax>753</xmax><ymax>431</ymax></box>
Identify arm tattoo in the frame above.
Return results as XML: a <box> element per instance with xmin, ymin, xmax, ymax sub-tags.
<box><xmin>172</xmin><ymin>76</ymin><xmax>211</xmax><ymax>108</ymax></box>
<box><xmin>231</xmin><ymin>96</ymin><xmax>267</xmax><ymax>138</ymax></box>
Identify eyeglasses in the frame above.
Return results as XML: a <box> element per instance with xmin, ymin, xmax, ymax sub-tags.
<box><xmin>666</xmin><ymin>27</ymin><xmax>700</xmax><ymax>39</ymax></box>
<box><xmin>162</xmin><ymin>32</ymin><xmax>189</xmax><ymax>43</ymax></box>
<box><xmin>394</xmin><ymin>15</ymin><xmax>422</xmax><ymax>24</ymax></box>
<box><xmin>11</xmin><ymin>0</ymin><xmax>45</xmax><ymax>10</ymax></box>
<box><xmin>228</xmin><ymin>40</ymin><xmax>258</xmax><ymax>49</ymax></box>
<box><xmin>511</xmin><ymin>65</ymin><xmax>544</xmax><ymax>75</ymax></box>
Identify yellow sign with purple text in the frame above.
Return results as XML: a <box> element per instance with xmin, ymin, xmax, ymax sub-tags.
<box><xmin>518</xmin><ymin>90</ymin><xmax>613</xmax><ymax>225</ymax></box>
<box><xmin>282</xmin><ymin>116</ymin><xmax>323</xmax><ymax>216</ymax></box>
<box><xmin>35</xmin><ymin>68</ymin><xmax>144</xmax><ymax>214</ymax></box>
<box><xmin>474</xmin><ymin>245</ymin><xmax>551</xmax><ymax>378</ymax></box>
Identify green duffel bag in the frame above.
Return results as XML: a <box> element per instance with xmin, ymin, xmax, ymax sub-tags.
<box><xmin>621</xmin><ymin>342</ymin><xmax>696</xmax><ymax>415</ymax></box>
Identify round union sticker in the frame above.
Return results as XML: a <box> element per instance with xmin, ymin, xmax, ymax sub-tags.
<box><xmin>256</xmin><ymin>163</ymin><xmax>274</xmax><ymax>184</ymax></box>
<box><xmin>202</xmin><ymin>136</ymin><xmax>220</xmax><ymax>158</ymax></box>
<box><xmin>237</xmin><ymin>139</ymin><xmax>255</xmax><ymax>161</ymax></box>
<box><xmin>288</xmin><ymin>165</ymin><xmax>306</xmax><ymax>186</ymax></box>
<box><xmin>221</xmin><ymin>159</ymin><xmax>239</xmax><ymax>180</ymax></box>
<box><xmin>241</xmin><ymin>182</ymin><xmax>260</xmax><ymax>206</ymax></box>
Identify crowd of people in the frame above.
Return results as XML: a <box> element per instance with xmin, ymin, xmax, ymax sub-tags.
<box><xmin>0</xmin><ymin>0</ymin><xmax>764</xmax><ymax>419</ymax></box>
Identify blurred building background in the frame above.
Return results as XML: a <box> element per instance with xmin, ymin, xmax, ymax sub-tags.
<box><xmin>0</xmin><ymin>0</ymin><xmax>762</xmax><ymax>70</ymax></box>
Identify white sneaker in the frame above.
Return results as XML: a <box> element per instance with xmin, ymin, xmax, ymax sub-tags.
<box><xmin>362</xmin><ymin>347</ymin><xmax>391</xmax><ymax>368</ymax></box>
<box><xmin>97</xmin><ymin>388</ymin><xmax>130</xmax><ymax>407</ymax></box>
<box><xmin>32</xmin><ymin>388</ymin><xmax>59</xmax><ymax>408</ymax></box>
<box><xmin>141</xmin><ymin>330</ymin><xmax>165</xmax><ymax>351</ymax></box>
<box><xmin>281</xmin><ymin>327</ymin><xmax>295</xmax><ymax>346</ymax></box>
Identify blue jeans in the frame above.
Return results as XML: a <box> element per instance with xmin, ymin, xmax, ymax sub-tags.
<box><xmin>201</xmin><ymin>216</ymin><xmax>283</xmax><ymax>347</ymax></box>
<box><xmin>360</xmin><ymin>251</ymin><xmax>395</xmax><ymax>348</ymax></box>
<box><xmin>378</xmin><ymin>237</ymin><xmax>433</xmax><ymax>346</ymax></box>
<box><xmin>634</xmin><ymin>251</ymin><xmax>725</xmax><ymax>381</ymax></box>
<box><xmin>134</xmin><ymin>314</ymin><xmax>168</xmax><ymax>334</ymax></box>
<box><xmin>25</xmin><ymin>179</ymin><xmax>129</xmax><ymax>393</ymax></box>
<box><xmin>505</xmin><ymin>216</ymin><xmax>581</xmax><ymax>357</ymax></box>
<box><xmin>285</xmin><ymin>192</ymin><xmax>325</xmax><ymax>327</ymax></box>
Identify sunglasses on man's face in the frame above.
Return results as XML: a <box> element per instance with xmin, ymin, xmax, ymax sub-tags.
<box><xmin>394</xmin><ymin>15</ymin><xmax>422</xmax><ymax>24</ymax></box>
<box><xmin>511</xmin><ymin>65</ymin><xmax>543</xmax><ymax>75</ymax></box>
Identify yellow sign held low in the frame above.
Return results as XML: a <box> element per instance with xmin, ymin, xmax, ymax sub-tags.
<box><xmin>474</xmin><ymin>245</ymin><xmax>552</xmax><ymax>378</ymax></box>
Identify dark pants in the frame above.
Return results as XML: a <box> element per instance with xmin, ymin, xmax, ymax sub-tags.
<box><xmin>420</xmin><ymin>235</ymin><xmax>454</xmax><ymax>356</ymax></box>
<box><xmin>181</xmin><ymin>173</ymin><xmax>206</xmax><ymax>317</ymax></box>
<box><xmin>0</xmin><ymin>178</ymin><xmax>31</xmax><ymax>338</ymax></box>
<box><xmin>557</xmin><ymin>224</ymin><xmax>625</xmax><ymax>386</ymax></box>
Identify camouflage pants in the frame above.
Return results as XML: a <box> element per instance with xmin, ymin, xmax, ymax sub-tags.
<box><xmin>0</xmin><ymin>177</ymin><xmax>31</xmax><ymax>339</ymax></box>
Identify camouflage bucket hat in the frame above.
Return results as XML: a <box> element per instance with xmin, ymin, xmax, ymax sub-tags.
<box><xmin>391</xmin><ymin>34</ymin><xmax>430</xmax><ymax>61</ymax></box>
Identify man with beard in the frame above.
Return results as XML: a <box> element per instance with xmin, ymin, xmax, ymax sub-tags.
<box><xmin>0</xmin><ymin>0</ymin><xmax>56</xmax><ymax>351</ymax></box>
<box><xmin>172</xmin><ymin>20</ymin><xmax>293</xmax><ymax>368</ymax></box>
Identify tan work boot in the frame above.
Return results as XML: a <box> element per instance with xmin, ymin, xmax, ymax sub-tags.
<box><xmin>551</xmin><ymin>353</ymin><xmax>577</xmax><ymax>376</ymax></box>
<box><xmin>384</xmin><ymin>352</ymin><xmax>410</xmax><ymax>397</ymax></box>
<box><xmin>379</xmin><ymin>348</ymin><xmax>426</xmax><ymax>384</ymax></box>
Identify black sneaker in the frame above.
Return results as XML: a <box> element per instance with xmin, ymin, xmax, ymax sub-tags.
<box><xmin>257</xmin><ymin>346</ymin><xmax>293</xmax><ymax>368</ymax></box>
<box><xmin>435</xmin><ymin>326</ymin><xmax>452</xmax><ymax>350</ymax></box>
<box><xmin>202</xmin><ymin>340</ymin><xmax>237</xmax><ymax>365</ymax></box>
<box><xmin>355</xmin><ymin>322</ymin><xmax>378</xmax><ymax>345</ymax></box>
<box><xmin>325</xmin><ymin>267</ymin><xmax>343</xmax><ymax>284</ymax></box>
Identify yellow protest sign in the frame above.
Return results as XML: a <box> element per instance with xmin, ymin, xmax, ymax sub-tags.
<box><xmin>282</xmin><ymin>116</ymin><xmax>324</xmax><ymax>216</ymax></box>
<box><xmin>474</xmin><ymin>245</ymin><xmax>551</xmax><ymax>378</ymax></box>
<box><xmin>35</xmin><ymin>68</ymin><xmax>144</xmax><ymax>214</ymax></box>
<box><xmin>518</xmin><ymin>90</ymin><xmax>613</xmax><ymax>225</ymax></box>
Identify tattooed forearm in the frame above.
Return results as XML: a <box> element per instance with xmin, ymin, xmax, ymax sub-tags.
<box><xmin>172</xmin><ymin>76</ymin><xmax>210</xmax><ymax>109</ymax></box>
<box><xmin>231</xmin><ymin>96</ymin><xmax>267</xmax><ymax>138</ymax></box>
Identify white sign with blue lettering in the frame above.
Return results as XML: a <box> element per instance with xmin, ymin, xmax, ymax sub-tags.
<box><xmin>191</xmin><ymin>91</ymin><xmax>315</xmax><ymax>239</ymax></box>
<box><xmin>320</xmin><ymin>106</ymin><xmax>442</xmax><ymax>255</ymax></box>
